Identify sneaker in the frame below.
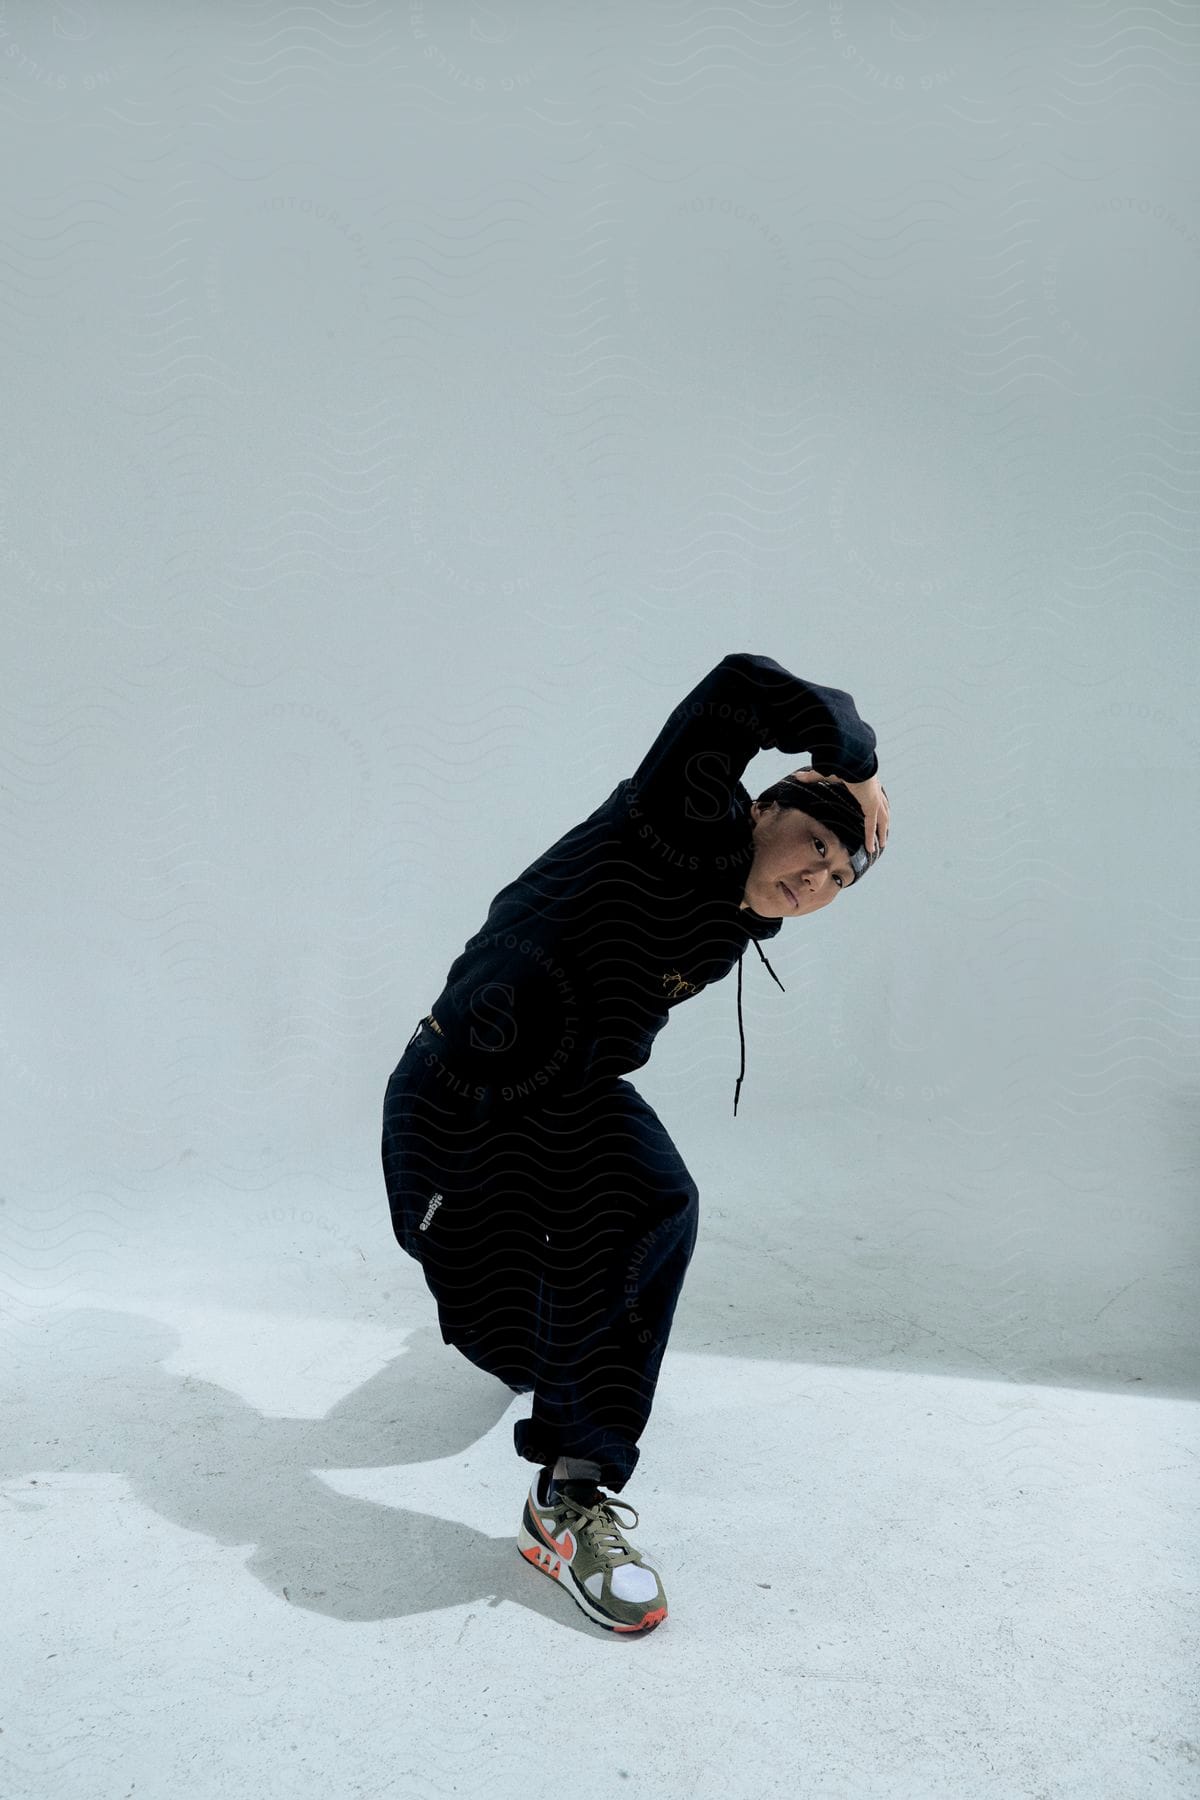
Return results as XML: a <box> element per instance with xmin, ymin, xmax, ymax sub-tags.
<box><xmin>517</xmin><ymin>1467</ymin><xmax>668</xmax><ymax>1634</ymax></box>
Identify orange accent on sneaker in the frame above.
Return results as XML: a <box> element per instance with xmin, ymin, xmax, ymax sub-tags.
<box><xmin>530</xmin><ymin>1489</ymin><xmax>577</xmax><ymax>1564</ymax></box>
<box><xmin>614</xmin><ymin>1604</ymin><xmax>668</xmax><ymax>1634</ymax></box>
<box><xmin>551</xmin><ymin>1527</ymin><xmax>576</xmax><ymax>1561</ymax></box>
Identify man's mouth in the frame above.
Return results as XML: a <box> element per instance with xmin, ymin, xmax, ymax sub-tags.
<box><xmin>780</xmin><ymin>881</ymin><xmax>798</xmax><ymax>907</ymax></box>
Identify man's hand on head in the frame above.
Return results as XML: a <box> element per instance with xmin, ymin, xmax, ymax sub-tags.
<box><xmin>788</xmin><ymin>766</ymin><xmax>890</xmax><ymax>860</ymax></box>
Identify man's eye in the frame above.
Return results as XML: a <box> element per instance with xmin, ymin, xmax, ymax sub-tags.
<box><xmin>815</xmin><ymin>835</ymin><xmax>843</xmax><ymax>889</ymax></box>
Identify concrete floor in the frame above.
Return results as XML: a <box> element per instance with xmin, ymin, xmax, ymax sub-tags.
<box><xmin>4</xmin><ymin>1097</ymin><xmax>1196</xmax><ymax>1799</ymax></box>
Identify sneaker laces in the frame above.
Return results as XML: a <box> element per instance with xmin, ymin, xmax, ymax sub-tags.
<box><xmin>556</xmin><ymin>1486</ymin><xmax>644</xmax><ymax>1566</ymax></box>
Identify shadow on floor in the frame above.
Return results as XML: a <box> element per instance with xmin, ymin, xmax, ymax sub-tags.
<box><xmin>6</xmin><ymin>1308</ymin><xmax>615</xmax><ymax>1636</ymax></box>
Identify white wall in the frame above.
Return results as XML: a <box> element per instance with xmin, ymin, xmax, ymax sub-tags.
<box><xmin>1</xmin><ymin>5</ymin><xmax>1196</xmax><ymax>1194</ymax></box>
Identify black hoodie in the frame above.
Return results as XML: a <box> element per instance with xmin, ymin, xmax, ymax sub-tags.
<box><xmin>421</xmin><ymin>652</ymin><xmax>878</xmax><ymax>1118</ymax></box>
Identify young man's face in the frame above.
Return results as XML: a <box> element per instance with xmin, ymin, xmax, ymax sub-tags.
<box><xmin>739</xmin><ymin>800</ymin><xmax>857</xmax><ymax>918</ymax></box>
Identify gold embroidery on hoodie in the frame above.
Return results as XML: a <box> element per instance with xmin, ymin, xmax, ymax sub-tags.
<box><xmin>662</xmin><ymin>968</ymin><xmax>702</xmax><ymax>1000</ymax></box>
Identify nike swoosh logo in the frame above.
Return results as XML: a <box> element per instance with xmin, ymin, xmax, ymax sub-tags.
<box><xmin>534</xmin><ymin>1511</ymin><xmax>576</xmax><ymax>1562</ymax></box>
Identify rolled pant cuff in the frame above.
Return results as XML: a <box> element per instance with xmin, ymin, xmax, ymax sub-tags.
<box><xmin>512</xmin><ymin>1416</ymin><xmax>639</xmax><ymax>1493</ymax></box>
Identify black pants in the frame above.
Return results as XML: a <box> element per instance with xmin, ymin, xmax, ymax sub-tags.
<box><xmin>381</xmin><ymin>1019</ymin><xmax>700</xmax><ymax>1493</ymax></box>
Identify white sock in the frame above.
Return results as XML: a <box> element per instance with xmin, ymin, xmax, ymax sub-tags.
<box><xmin>551</xmin><ymin>1455</ymin><xmax>602</xmax><ymax>1484</ymax></box>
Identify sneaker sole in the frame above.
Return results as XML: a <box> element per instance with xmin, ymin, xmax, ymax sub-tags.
<box><xmin>516</xmin><ymin>1511</ymin><xmax>668</xmax><ymax>1634</ymax></box>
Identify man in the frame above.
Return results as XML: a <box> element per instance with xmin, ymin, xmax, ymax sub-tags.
<box><xmin>381</xmin><ymin>652</ymin><xmax>888</xmax><ymax>1634</ymax></box>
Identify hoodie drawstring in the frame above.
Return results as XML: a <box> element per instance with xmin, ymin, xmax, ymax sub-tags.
<box><xmin>733</xmin><ymin>937</ymin><xmax>786</xmax><ymax>1117</ymax></box>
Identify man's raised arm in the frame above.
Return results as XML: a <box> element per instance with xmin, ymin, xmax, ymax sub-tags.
<box><xmin>626</xmin><ymin>651</ymin><xmax>878</xmax><ymax>835</ymax></box>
